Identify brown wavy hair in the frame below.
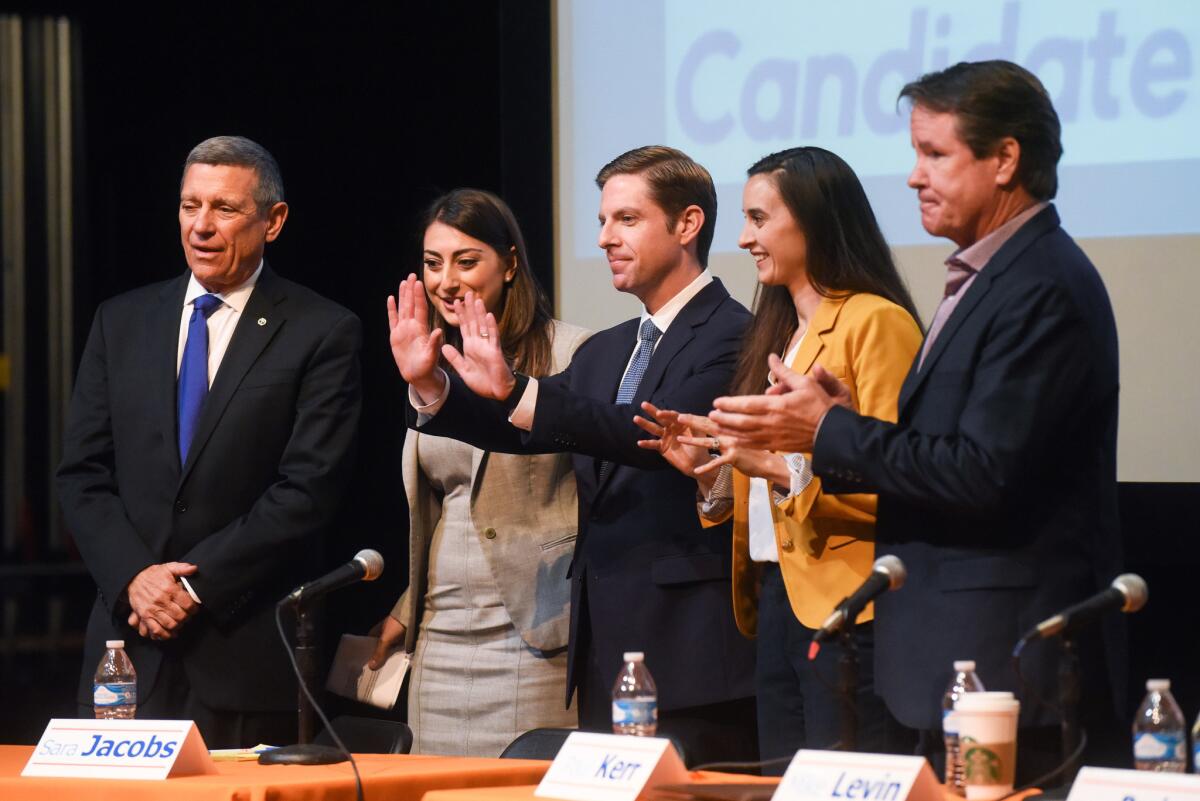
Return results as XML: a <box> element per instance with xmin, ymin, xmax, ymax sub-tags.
<box><xmin>422</xmin><ymin>189</ymin><xmax>555</xmax><ymax>377</ymax></box>
<box><xmin>731</xmin><ymin>148</ymin><xmax>921</xmax><ymax>397</ymax></box>
<box><xmin>900</xmin><ymin>60</ymin><xmax>1062</xmax><ymax>200</ymax></box>
<box><xmin>595</xmin><ymin>145</ymin><xmax>718</xmax><ymax>267</ymax></box>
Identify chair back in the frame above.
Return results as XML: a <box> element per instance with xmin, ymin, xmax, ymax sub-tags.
<box><xmin>499</xmin><ymin>727</ymin><xmax>576</xmax><ymax>759</ymax></box>
<box><xmin>313</xmin><ymin>715</ymin><xmax>414</xmax><ymax>754</ymax></box>
<box><xmin>500</xmin><ymin>727</ymin><xmax>692</xmax><ymax>765</ymax></box>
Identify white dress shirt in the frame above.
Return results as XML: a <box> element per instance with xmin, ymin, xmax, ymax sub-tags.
<box><xmin>176</xmin><ymin>262</ymin><xmax>263</xmax><ymax>383</ymax></box>
<box><xmin>698</xmin><ymin>330</ymin><xmax>813</xmax><ymax>563</ymax></box>
<box><xmin>746</xmin><ymin>332</ymin><xmax>804</xmax><ymax>562</ymax></box>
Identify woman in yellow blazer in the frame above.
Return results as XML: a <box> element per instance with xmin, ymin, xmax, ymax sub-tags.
<box><xmin>637</xmin><ymin>147</ymin><xmax>922</xmax><ymax>767</ymax></box>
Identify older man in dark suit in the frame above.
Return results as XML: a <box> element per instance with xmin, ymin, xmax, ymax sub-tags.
<box><xmin>57</xmin><ymin>136</ymin><xmax>362</xmax><ymax>748</ymax></box>
<box><xmin>709</xmin><ymin>62</ymin><xmax>1123</xmax><ymax>783</ymax></box>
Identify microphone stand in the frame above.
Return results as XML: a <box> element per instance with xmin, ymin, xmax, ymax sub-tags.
<box><xmin>296</xmin><ymin>601</ymin><xmax>318</xmax><ymax>745</ymax></box>
<box><xmin>1057</xmin><ymin>633</ymin><xmax>1083</xmax><ymax>785</ymax></box>
<box><xmin>835</xmin><ymin>608</ymin><xmax>859</xmax><ymax>752</ymax></box>
<box><xmin>258</xmin><ymin>597</ymin><xmax>346</xmax><ymax>766</ymax></box>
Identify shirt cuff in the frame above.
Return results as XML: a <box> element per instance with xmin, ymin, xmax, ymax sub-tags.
<box><xmin>409</xmin><ymin>368</ymin><xmax>450</xmax><ymax>425</ymax></box>
<box><xmin>774</xmin><ymin>452</ymin><xmax>814</xmax><ymax>504</ymax></box>
<box><xmin>508</xmin><ymin>377</ymin><xmax>538</xmax><ymax>431</ymax></box>
<box><xmin>179</xmin><ymin>576</ymin><xmax>202</xmax><ymax>605</ymax></box>
<box><xmin>698</xmin><ymin>463</ymin><xmax>734</xmax><ymax>519</ymax></box>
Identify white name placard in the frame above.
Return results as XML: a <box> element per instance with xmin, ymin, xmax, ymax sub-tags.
<box><xmin>534</xmin><ymin>732</ymin><xmax>688</xmax><ymax>801</ymax></box>
<box><xmin>773</xmin><ymin>750</ymin><xmax>941</xmax><ymax>801</ymax></box>
<box><xmin>22</xmin><ymin>718</ymin><xmax>217</xmax><ymax>781</ymax></box>
<box><xmin>1067</xmin><ymin>766</ymin><xmax>1200</xmax><ymax>800</ymax></box>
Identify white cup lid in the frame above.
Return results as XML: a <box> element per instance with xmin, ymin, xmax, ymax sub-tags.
<box><xmin>105</xmin><ymin>640</ymin><xmax>125</xmax><ymax>649</ymax></box>
<box><xmin>623</xmin><ymin>651</ymin><xmax>644</xmax><ymax>662</ymax></box>
<box><xmin>956</xmin><ymin>692</ymin><xmax>1019</xmax><ymax>712</ymax></box>
<box><xmin>1147</xmin><ymin>678</ymin><xmax>1171</xmax><ymax>691</ymax></box>
<box><xmin>953</xmin><ymin>660</ymin><xmax>976</xmax><ymax>672</ymax></box>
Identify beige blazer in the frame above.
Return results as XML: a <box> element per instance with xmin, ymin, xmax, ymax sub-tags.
<box><xmin>392</xmin><ymin>320</ymin><xmax>590</xmax><ymax>653</ymax></box>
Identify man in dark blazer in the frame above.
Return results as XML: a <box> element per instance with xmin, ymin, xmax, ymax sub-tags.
<box><xmin>57</xmin><ymin>136</ymin><xmax>362</xmax><ymax>748</ymax></box>
<box><xmin>708</xmin><ymin>62</ymin><xmax>1123</xmax><ymax>781</ymax></box>
<box><xmin>387</xmin><ymin>146</ymin><xmax>757</xmax><ymax>764</ymax></box>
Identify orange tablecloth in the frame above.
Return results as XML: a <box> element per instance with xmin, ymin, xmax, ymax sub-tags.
<box><xmin>0</xmin><ymin>744</ymin><xmax>550</xmax><ymax>801</ymax></box>
<box><xmin>421</xmin><ymin>775</ymin><xmax>1043</xmax><ymax>801</ymax></box>
<box><xmin>423</xmin><ymin>772</ymin><xmax>778</xmax><ymax>801</ymax></box>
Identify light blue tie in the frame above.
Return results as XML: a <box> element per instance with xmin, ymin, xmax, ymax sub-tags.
<box><xmin>178</xmin><ymin>294</ymin><xmax>223</xmax><ymax>464</ymax></box>
<box><xmin>598</xmin><ymin>317</ymin><xmax>662</xmax><ymax>484</ymax></box>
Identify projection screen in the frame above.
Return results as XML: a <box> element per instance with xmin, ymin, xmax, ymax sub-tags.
<box><xmin>553</xmin><ymin>0</ymin><xmax>1200</xmax><ymax>482</ymax></box>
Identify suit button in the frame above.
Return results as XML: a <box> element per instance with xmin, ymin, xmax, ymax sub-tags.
<box><xmin>483</xmin><ymin>527</ymin><xmax>497</xmax><ymax>540</ymax></box>
<box><xmin>780</xmin><ymin>538</ymin><xmax>794</xmax><ymax>552</ymax></box>
<box><xmin>175</xmin><ymin>500</ymin><xmax>187</xmax><ymax>513</ymax></box>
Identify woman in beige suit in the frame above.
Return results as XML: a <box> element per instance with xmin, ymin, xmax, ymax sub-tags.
<box><xmin>372</xmin><ymin>189</ymin><xmax>588</xmax><ymax>756</ymax></box>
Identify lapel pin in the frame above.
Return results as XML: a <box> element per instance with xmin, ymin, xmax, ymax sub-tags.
<box><xmin>257</xmin><ymin>317</ymin><xmax>267</xmax><ymax>326</ymax></box>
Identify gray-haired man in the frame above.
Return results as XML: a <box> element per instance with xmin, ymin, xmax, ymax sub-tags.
<box><xmin>58</xmin><ymin>136</ymin><xmax>362</xmax><ymax>747</ymax></box>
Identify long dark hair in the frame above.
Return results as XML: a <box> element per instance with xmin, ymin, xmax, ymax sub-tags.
<box><xmin>422</xmin><ymin>188</ymin><xmax>555</xmax><ymax>377</ymax></box>
<box><xmin>731</xmin><ymin>147</ymin><xmax>921</xmax><ymax>396</ymax></box>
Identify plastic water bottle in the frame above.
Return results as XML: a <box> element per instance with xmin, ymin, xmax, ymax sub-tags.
<box><xmin>93</xmin><ymin>639</ymin><xmax>137</xmax><ymax>719</ymax></box>
<box><xmin>612</xmin><ymin>651</ymin><xmax>657</xmax><ymax>736</ymax></box>
<box><xmin>1192</xmin><ymin>707</ymin><xmax>1200</xmax><ymax>774</ymax></box>
<box><xmin>1132</xmin><ymin>678</ymin><xmax>1186</xmax><ymax>772</ymax></box>
<box><xmin>942</xmin><ymin>659</ymin><xmax>985</xmax><ymax>795</ymax></box>
<box><xmin>1192</xmin><ymin>708</ymin><xmax>1200</xmax><ymax>774</ymax></box>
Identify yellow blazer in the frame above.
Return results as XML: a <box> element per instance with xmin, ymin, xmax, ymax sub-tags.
<box><xmin>722</xmin><ymin>292</ymin><xmax>922</xmax><ymax>635</ymax></box>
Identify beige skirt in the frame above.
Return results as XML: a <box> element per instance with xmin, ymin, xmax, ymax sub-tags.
<box><xmin>409</xmin><ymin>435</ymin><xmax>574</xmax><ymax>757</ymax></box>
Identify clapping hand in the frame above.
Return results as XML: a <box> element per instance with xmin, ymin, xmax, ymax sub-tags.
<box><xmin>711</xmin><ymin>355</ymin><xmax>853</xmax><ymax>452</ymax></box>
<box><xmin>634</xmin><ymin>402</ymin><xmax>712</xmax><ymax>480</ymax></box>
<box><xmin>387</xmin><ymin>275</ymin><xmax>446</xmax><ymax>402</ymax></box>
<box><xmin>440</xmin><ymin>291</ymin><xmax>519</xmax><ymax>401</ymax></box>
<box><xmin>635</xmin><ymin>402</ymin><xmax>789</xmax><ymax>490</ymax></box>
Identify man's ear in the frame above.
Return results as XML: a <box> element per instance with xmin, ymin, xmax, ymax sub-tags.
<box><xmin>993</xmin><ymin>137</ymin><xmax>1021</xmax><ymax>188</ymax></box>
<box><xmin>264</xmin><ymin>201</ymin><xmax>289</xmax><ymax>242</ymax></box>
<box><xmin>675</xmin><ymin>204</ymin><xmax>704</xmax><ymax>248</ymax></box>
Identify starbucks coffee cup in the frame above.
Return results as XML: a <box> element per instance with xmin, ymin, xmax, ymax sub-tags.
<box><xmin>955</xmin><ymin>691</ymin><xmax>1020</xmax><ymax>800</ymax></box>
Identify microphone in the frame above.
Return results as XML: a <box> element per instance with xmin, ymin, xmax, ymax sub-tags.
<box><xmin>282</xmin><ymin>549</ymin><xmax>384</xmax><ymax>606</ymax></box>
<box><xmin>809</xmin><ymin>555</ymin><xmax>906</xmax><ymax>658</ymax></box>
<box><xmin>1021</xmin><ymin>573</ymin><xmax>1147</xmax><ymax>644</ymax></box>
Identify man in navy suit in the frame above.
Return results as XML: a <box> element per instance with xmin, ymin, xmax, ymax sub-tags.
<box><xmin>708</xmin><ymin>62</ymin><xmax>1123</xmax><ymax>782</ymax></box>
<box><xmin>58</xmin><ymin>136</ymin><xmax>362</xmax><ymax>747</ymax></box>
<box><xmin>389</xmin><ymin>146</ymin><xmax>756</xmax><ymax>764</ymax></box>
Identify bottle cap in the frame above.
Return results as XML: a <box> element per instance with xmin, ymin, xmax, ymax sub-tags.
<box><xmin>953</xmin><ymin>660</ymin><xmax>976</xmax><ymax>672</ymax></box>
<box><xmin>1147</xmin><ymin>678</ymin><xmax>1170</xmax><ymax>691</ymax></box>
<box><xmin>105</xmin><ymin>640</ymin><xmax>125</xmax><ymax>649</ymax></box>
<box><xmin>623</xmin><ymin>651</ymin><xmax>644</xmax><ymax>662</ymax></box>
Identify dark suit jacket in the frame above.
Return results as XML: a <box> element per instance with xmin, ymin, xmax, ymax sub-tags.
<box><xmin>814</xmin><ymin>206</ymin><xmax>1123</xmax><ymax>729</ymax></box>
<box><xmin>58</xmin><ymin>266</ymin><xmax>362</xmax><ymax>712</ymax></box>
<box><xmin>414</xmin><ymin>278</ymin><xmax>757</xmax><ymax>712</ymax></box>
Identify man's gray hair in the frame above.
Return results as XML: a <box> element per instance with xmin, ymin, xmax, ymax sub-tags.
<box><xmin>182</xmin><ymin>135</ymin><xmax>285</xmax><ymax>211</ymax></box>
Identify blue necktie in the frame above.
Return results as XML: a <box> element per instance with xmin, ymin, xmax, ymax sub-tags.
<box><xmin>598</xmin><ymin>317</ymin><xmax>662</xmax><ymax>484</ymax></box>
<box><xmin>178</xmin><ymin>294</ymin><xmax>223</xmax><ymax>464</ymax></box>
